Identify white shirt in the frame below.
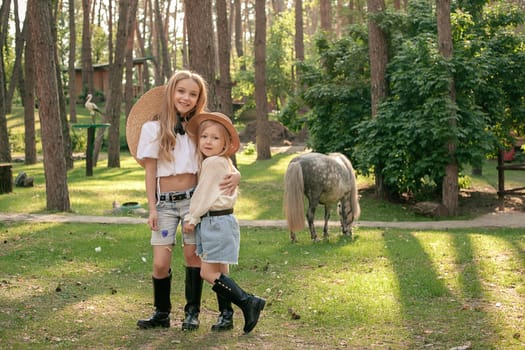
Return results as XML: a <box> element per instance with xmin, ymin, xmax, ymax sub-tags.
<box><xmin>136</xmin><ymin>121</ymin><xmax>198</xmax><ymax>177</ymax></box>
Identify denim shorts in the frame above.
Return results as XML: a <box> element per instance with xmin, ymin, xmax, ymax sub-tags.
<box><xmin>196</xmin><ymin>214</ymin><xmax>240</xmax><ymax>264</ymax></box>
<box><xmin>151</xmin><ymin>198</ymin><xmax>196</xmax><ymax>246</ymax></box>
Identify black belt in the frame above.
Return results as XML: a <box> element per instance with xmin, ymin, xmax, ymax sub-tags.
<box><xmin>158</xmin><ymin>189</ymin><xmax>194</xmax><ymax>202</ymax></box>
<box><xmin>201</xmin><ymin>208</ymin><xmax>233</xmax><ymax>219</ymax></box>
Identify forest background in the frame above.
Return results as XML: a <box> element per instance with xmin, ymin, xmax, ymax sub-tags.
<box><xmin>0</xmin><ymin>0</ymin><xmax>524</xmax><ymax>214</ymax></box>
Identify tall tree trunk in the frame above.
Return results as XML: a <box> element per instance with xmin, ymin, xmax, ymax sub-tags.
<box><xmin>82</xmin><ymin>0</ymin><xmax>95</xmax><ymax>95</ymax></box>
<box><xmin>216</xmin><ymin>0</ymin><xmax>233</xmax><ymax>117</ymax></box>
<box><xmin>184</xmin><ymin>0</ymin><xmax>216</xmax><ymax>109</ymax></box>
<box><xmin>234</xmin><ymin>0</ymin><xmax>245</xmax><ymax>70</ymax></box>
<box><xmin>27</xmin><ymin>0</ymin><xmax>70</xmax><ymax>211</ymax></box>
<box><xmin>68</xmin><ymin>0</ymin><xmax>78</xmax><ymax>123</ymax></box>
<box><xmin>306</xmin><ymin>1</ymin><xmax>318</xmax><ymax>36</ymax></box>
<box><xmin>294</xmin><ymin>0</ymin><xmax>304</xmax><ymax>82</ymax></box>
<box><xmin>52</xmin><ymin>1</ymin><xmax>74</xmax><ymax>170</ymax></box>
<box><xmin>105</xmin><ymin>0</ymin><xmax>138</xmax><ymax>168</ymax></box>
<box><xmin>368</xmin><ymin>0</ymin><xmax>389</xmax><ymax>199</ymax></box>
<box><xmin>348</xmin><ymin>0</ymin><xmax>355</xmax><ymax>24</ymax></box>
<box><xmin>335</xmin><ymin>0</ymin><xmax>347</xmax><ymax>37</ymax></box>
<box><xmin>255</xmin><ymin>0</ymin><xmax>271</xmax><ymax>160</ymax></box>
<box><xmin>320</xmin><ymin>0</ymin><xmax>332</xmax><ymax>32</ymax></box>
<box><xmin>243</xmin><ymin>0</ymin><xmax>253</xmax><ymax>61</ymax></box>
<box><xmin>169</xmin><ymin>0</ymin><xmax>178</xmax><ymax>70</ymax></box>
<box><xmin>154</xmin><ymin>0</ymin><xmax>171</xmax><ymax>81</ymax></box>
<box><xmin>150</xmin><ymin>0</ymin><xmax>162</xmax><ymax>84</ymax></box>
<box><xmin>124</xmin><ymin>18</ymin><xmax>136</xmax><ymax>117</ymax></box>
<box><xmin>216</xmin><ymin>0</ymin><xmax>236</xmax><ymax>166</ymax></box>
<box><xmin>92</xmin><ymin>0</ymin><xmax>107</xmax><ymax>167</ymax></box>
<box><xmin>437</xmin><ymin>0</ymin><xmax>458</xmax><ymax>215</ymax></box>
<box><xmin>135</xmin><ymin>23</ymin><xmax>151</xmax><ymax>92</ymax></box>
<box><xmin>164</xmin><ymin>0</ymin><xmax>174</xmax><ymax>70</ymax></box>
<box><xmin>0</xmin><ymin>0</ymin><xmax>11</xmax><ymax>163</ymax></box>
<box><xmin>108</xmin><ymin>0</ymin><xmax>114</xmax><ymax>65</ymax></box>
<box><xmin>6</xmin><ymin>0</ymin><xmax>24</xmax><ymax>114</ymax></box>
<box><xmin>181</xmin><ymin>6</ymin><xmax>188</xmax><ymax>68</ymax></box>
<box><xmin>23</xmin><ymin>24</ymin><xmax>37</xmax><ymax>165</ymax></box>
<box><xmin>272</xmin><ymin>0</ymin><xmax>285</xmax><ymax>13</ymax></box>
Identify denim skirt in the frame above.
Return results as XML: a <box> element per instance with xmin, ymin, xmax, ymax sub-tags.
<box><xmin>196</xmin><ymin>214</ymin><xmax>240</xmax><ymax>264</ymax></box>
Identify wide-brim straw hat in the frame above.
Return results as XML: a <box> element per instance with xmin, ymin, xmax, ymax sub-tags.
<box><xmin>126</xmin><ymin>86</ymin><xmax>165</xmax><ymax>166</ymax></box>
<box><xmin>186</xmin><ymin>112</ymin><xmax>240</xmax><ymax>156</ymax></box>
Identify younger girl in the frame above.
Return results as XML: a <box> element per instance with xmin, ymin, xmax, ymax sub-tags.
<box><xmin>184</xmin><ymin>112</ymin><xmax>265</xmax><ymax>334</ymax></box>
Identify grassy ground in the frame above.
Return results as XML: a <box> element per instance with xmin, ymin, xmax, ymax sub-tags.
<box><xmin>1</xmin><ymin>222</ymin><xmax>524</xmax><ymax>349</ymax></box>
<box><xmin>2</xmin><ymin>106</ymin><xmax>525</xmax><ymax>349</ymax></box>
<box><xmin>1</xmin><ymin>151</ymin><xmax>524</xmax><ymax>349</ymax></box>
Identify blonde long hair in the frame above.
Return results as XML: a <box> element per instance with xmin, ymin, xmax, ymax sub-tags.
<box><xmin>157</xmin><ymin>70</ymin><xmax>208</xmax><ymax>162</ymax></box>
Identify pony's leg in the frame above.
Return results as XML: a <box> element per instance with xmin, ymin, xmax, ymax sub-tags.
<box><xmin>338</xmin><ymin>201</ymin><xmax>349</xmax><ymax>237</ymax></box>
<box><xmin>306</xmin><ymin>203</ymin><xmax>318</xmax><ymax>242</ymax></box>
<box><xmin>290</xmin><ymin>231</ymin><xmax>297</xmax><ymax>243</ymax></box>
<box><xmin>323</xmin><ymin>205</ymin><xmax>330</xmax><ymax>240</ymax></box>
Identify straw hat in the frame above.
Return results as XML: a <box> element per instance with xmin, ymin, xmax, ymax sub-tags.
<box><xmin>186</xmin><ymin>112</ymin><xmax>240</xmax><ymax>156</ymax></box>
<box><xmin>126</xmin><ymin>86</ymin><xmax>165</xmax><ymax>165</ymax></box>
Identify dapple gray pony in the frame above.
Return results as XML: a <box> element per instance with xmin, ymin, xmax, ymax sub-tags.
<box><xmin>284</xmin><ymin>152</ymin><xmax>360</xmax><ymax>242</ymax></box>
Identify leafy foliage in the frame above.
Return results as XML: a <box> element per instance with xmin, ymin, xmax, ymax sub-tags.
<box><xmin>296</xmin><ymin>28</ymin><xmax>371</xmax><ymax>156</ymax></box>
<box><xmin>286</xmin><ymin>0</ymin><xmax>525</xmax><ymax>200</ymax></box>
<box><xmin>266</xmin><ymin>11</ymin><xmax>295</xmax><ymax>110</ymax></box>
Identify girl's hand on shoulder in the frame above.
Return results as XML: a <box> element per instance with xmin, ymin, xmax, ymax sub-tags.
<box><xmin>219</xmin><ymin>172</ymin><xmax>241</xmax><ymax>195</ymax></box>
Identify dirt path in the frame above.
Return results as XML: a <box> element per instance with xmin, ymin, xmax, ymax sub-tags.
<box><xmin>1</xmin><ymin>211</ymin><xmax>524</xmax><ymax>229</ymax></box>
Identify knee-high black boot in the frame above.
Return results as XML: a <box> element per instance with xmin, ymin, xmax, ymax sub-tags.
<box><xmin>212</xmin><ymin>274</ymin><xmax>265</xmax><ymax>334</ymax></box>
<box><xmin>211</xmin><ymin>294</ymin><xmax>234</xmax><ymax>332</ymax></box>
<box><xmin>137</xmin><ymin>272</ymin><xmax>172</xmax><ymax>329</ymax></box>
<box><xmin>181</xmin><ymin>267</ymin><xmax>203</xmax><ymax>331</ymax></box>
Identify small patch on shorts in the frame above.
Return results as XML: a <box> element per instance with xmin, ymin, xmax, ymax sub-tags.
<box><xmin>161</xmin><ymin>229</ymin><xmax>169</xmax><ymax>237</ymax></box>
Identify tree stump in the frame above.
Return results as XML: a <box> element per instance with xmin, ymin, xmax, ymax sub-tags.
<box><xmin>413</xmin><ymin>201</ymin><xmax>449</xmax><ymax>217</ymax></box>
<box><xmin>0</xmin><ymin>164</ymin><xmax>13</xmax><ymax>194</ymax></box>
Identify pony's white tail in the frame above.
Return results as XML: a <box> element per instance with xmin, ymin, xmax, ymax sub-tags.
<box><xmin>284</xmin><ymin>162</ymin><xmax>306</xmax><ymax>232</ymax></box>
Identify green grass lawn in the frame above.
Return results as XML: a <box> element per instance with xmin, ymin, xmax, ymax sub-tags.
<box><xmin>2</xmin><ymin>105</ymin><xmax>525</xmax><ymax>349</ymax></box>
<box><xmin>1</xmin><ymin>222</ymin><xmax>524</xmax><ymax>349</ymax></box>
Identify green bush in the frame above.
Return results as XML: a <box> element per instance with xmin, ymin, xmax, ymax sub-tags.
<box><xmin>70</xmin><ymin>130</ymin><xmax>87</xmax><ymax>153</ymax></box>
<box><xmin>243</xmin><ymin>141</ymin><xmax>256</xmax><ymax>155</ymax></box>
<box><xmin>8</xmin><ymin>132</ymin><xmax>25</xmax><ymax>153</ymax></box>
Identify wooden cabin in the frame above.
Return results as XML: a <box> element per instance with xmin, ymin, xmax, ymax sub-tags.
<box><xmin>72</xmin><ymin>57</ymin><xmax>153</xmax><ymax>101</ymax></box>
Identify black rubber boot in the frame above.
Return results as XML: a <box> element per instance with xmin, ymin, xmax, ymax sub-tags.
<box><xmin>181</xmin><ymin>267</ymin><xmax>203</xmax><ymax>331</ymax></box>
<box><xmin>211</xmin><ymin>294</ymin><xmax>234</xmax><ymax>332</ymax></box>
<box><xmin>212</xmin><ymin>274</ymin><xmax>265</xmax><ymax>334</ymax></box>
<box><xmin>137</xmin><ymin>272</ymin><xmax>172</xmax><ymax>329</ymax></box>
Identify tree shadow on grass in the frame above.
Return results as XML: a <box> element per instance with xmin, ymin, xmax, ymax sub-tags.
<box><xmin>383</xmin><ymin>229</ymin><xmax>495</xmax><ymax>349</ymax></box>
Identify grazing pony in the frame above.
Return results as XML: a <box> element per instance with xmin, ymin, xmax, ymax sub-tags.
<box><xmin>284</xmin><ymin>152</ymin><xmax>360</xmax><ymax>242</ymax></box>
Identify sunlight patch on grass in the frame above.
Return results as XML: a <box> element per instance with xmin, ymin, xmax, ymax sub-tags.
<box><xmin>471</xmin><ymin>234</ymin><xmax>524</xmax><ymax>290</ymax></box>
<box><xmin>468</xmin><ymin>233</ymin><xmax>525</xmax><ymax>348</ymax></box>
<box><xmin>287</xmin><ymin>266</ymin><xmax>405</xmax><ymax>328</ymax></box>
<box><xmin>414</xmin><ymin>233</ymin><xmax>466</xmax><ymax>294</ymax></box>
<box><xmin>235</xmin><ymin>196</ymin><xmax>264</xmax><ymax>220</ymax></box>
